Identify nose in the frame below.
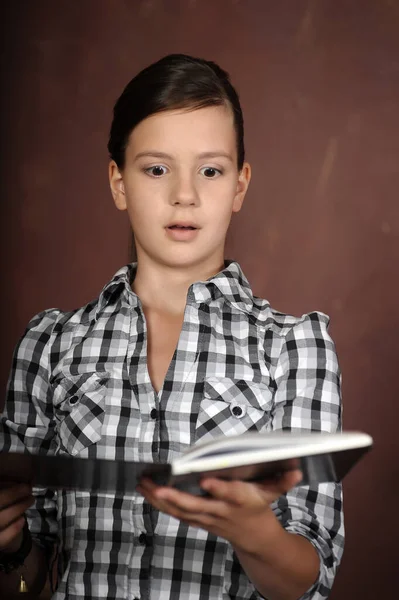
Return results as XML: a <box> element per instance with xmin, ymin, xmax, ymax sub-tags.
<box><xmin>171</xmin><ymin>172</ymin><xmax>199</xmax><ymax>207</ymax></box>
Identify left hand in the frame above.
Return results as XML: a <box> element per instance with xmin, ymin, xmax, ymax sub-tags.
<box><xmin>137</xmin><ymin>468</ymin><xmax>302</xmax><ymax>553</ymax></box>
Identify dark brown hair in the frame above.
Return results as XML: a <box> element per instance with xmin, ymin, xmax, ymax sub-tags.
<box><xmin>108</xmin><ymin>54</ymin><xmax>245</xmax><ymax>170</ymax></box>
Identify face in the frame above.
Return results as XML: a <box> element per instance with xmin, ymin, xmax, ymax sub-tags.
<box><xmin>109</xmin><ymin>105</ymin><xmax>251</xmax><ymax>273</ymax></box>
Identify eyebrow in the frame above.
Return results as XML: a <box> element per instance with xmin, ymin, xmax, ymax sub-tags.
<box><xmin>134</xmin><ymin>151</ymin><xmax>234</xmax><ymax>163</ymax></box>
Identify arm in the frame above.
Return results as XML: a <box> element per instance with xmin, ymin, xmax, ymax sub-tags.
<box><xmin>268</xmin><ymin>311</ymin><xmax>344</xmax><ymax>598</ymax></box>
<box><xmin>232</xmin><ymin>515</ymin><xmax>320</xmax><ymax>600</ymax></box>
<box><xmin>0</xmin><ymin>310</ymin><xmax>61</xmax><ymax>597</ymax></box>
<box><xmin>138</xmin><ymin>312</ymin><xmax>343</xmax><ymax>600</ymax></box>
<box><xmin>139</xmin><ymin>471</ymin><xmax>320</xmax><ymax>600</ymax></box>
<box><xmin>0</xmin><ymin>525</ymin><xmax>51</xmax><ymax>598</ymax></box>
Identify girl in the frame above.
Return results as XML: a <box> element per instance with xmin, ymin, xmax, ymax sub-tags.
<box><xmin>0</xmin><ymin>54</ymin><xmax>343</xmax><ymax>600</ymax></box>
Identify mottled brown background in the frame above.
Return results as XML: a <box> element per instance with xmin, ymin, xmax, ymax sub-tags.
<box><xmin>1</xmin><ymin>1</ymin><xmax>398</xmax><ymax>598</ymax></box>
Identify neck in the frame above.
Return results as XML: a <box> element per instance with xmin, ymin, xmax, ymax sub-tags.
<box><xmin>132</xmin><ymin>254</ymin><xmax>225</xmax><ymax>315</ymax></box>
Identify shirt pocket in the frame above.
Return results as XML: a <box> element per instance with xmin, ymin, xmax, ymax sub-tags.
<box><xmin>195</xmin><ymin>378</ymin><xmax>274</xmax><ymax>444</ymax></box>
<box><xmin>51</xmin><ymin>372</ymin><xmax>108</xmax><ymax>456</ymax></box>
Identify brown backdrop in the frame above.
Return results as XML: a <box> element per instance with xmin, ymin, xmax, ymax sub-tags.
<box><xmin>1</xmin><ymin>1</ymin><xmax>398</xmax><ymax>598</ymax></box>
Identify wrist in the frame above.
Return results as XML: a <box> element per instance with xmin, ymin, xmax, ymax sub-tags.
<box><xmin>232</xmin><ymin>508</ymin><xmax>286</xmax><ymax>559</ymax></box>
<box><xmin>0</xmin><ymin>520</ymin><xmax>32</xmax><ymax>574</ymax></box>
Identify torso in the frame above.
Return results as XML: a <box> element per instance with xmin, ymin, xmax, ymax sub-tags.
<box><xmin>144</xmin><ymin>307</ymin><xmax>184</xmax><ymax>393</ymax></box>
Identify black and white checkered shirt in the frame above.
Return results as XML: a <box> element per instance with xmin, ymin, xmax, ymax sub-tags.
<box><xmin>1</xmin><ymin>261</ymin><xmax>343</xmax><ymax>600</ymax></box>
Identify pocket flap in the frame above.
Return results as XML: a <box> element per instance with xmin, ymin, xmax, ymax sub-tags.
<box><xmin>51</xmin><ymin>372</ymin><xmax>108</xmax><ymax>456</ymax></box>
<box><xmin>204</xmin><ymin>378</ymin><xmax>273</xmax><ymax>412</ymax></box>
<box><xmin>51</xmin><ymin>372</ymin><xmax>109</xmax><ymax>407</ymax></box>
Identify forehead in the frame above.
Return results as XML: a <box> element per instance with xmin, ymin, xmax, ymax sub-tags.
<box><xmin>127</xmin><ymin>105</ymin><xmax>236</xmax><ymax>155</ymax></box>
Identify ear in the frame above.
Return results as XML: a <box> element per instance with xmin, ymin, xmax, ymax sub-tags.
<box><xmin>109</xmin><ymin>161</ymin><xmax>127</xmax><ymax>211</ymax></box>
<box><xmin>232</xmin><ymin>162</ymin><xmax>251</xmax><ymax>213</ymax></box>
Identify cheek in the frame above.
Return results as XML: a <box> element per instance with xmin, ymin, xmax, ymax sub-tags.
<box><xmin>124</xmin><ymin>190</ymin><xmax>166</xmax><ymax>235</ymax></box>
<box><xmin>124</xmin><ymin>182</ymin><xmax>154</xmax><ymax>214</ymax></box>
<box><xmin>123</xmin><ymin>196</ymin><xmax>149</xmax><ymax>233</ymax></box>
<box><xmin>203</xmin><ymin>180</ymin><xmax>238</xmax><ymax>212</ymax></box>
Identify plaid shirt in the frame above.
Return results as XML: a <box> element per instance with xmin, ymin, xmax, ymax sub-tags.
<box><xmin>1</xmin><ymin>261</ymin><xmax>343</xmax><ymax>600</ymax></box>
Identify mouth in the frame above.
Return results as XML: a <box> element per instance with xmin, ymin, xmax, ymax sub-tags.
<box><xmin>165</xmin><ymin>221</ymin><xmax>200</xmax><ymax>241</ymax></box>
<box><xmin>166</xmin><ymin>223</ymin><xmax>198</xmax><ymax>230</ymax></box>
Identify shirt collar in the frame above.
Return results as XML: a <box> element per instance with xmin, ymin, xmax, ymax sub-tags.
<box><xmin>189</xmin><ymin>261</ymin><xmax>254</xmax><ymax>314</ymax></box>
<box><xmin>95</xmin><ymin>264</ymin><xmax>136</xmax><ymax>319</ymax></box>
<box><xmin>95</xmin><ymin>260</ymin><xmax>254</xmax><ymax>320</ymax></box>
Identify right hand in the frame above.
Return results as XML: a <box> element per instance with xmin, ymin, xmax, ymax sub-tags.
<box><xmin>0</xmin><ymin>484</ymin><xmax>34</xmax><ymax>553</ymax></box>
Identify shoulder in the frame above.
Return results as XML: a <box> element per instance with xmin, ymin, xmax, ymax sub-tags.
<box><xmin>12</xmin><ymin>308</ymin><xmax>74</xmax><ymax>367</ymax></box>
<box><xmin>16</xmin><ymin>308</ymin><xmax>63</xmax><ymax>351</ymax></box>
<box><xmin>227</xmin><ymin>263</ymin><xmax>332</xmax><ymax>342</ymax></box>
<box><xmin>19</xmin><ymin>261</ymin><xmax>134</xmax><ymax>340</ymax></box>
<box><xmin>252</xmin><ymin>296</ymin><xmax>331</xmax><ymax>337</ymax></box>
<box><xmin>21</xmin><ymin>303</ymin><xmax>94</xmax><ymax>338</ymax></box>
<box><xmin>250</xmin><ymin>300</ymin><xmax>338</xmax><ymax>372</ymax></box>
<box><xmin>15</xmin><ymin>294</ymin><xmax>103</xmax><ymax>358</ymax></box>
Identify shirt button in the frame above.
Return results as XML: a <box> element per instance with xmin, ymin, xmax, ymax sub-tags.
<box><xmin>150</xmin><ymin>408</ymin><xmax>157</xmax><ymax>420</ymax></box>
<box><xmin>232</xmin><ymin>405</ymin><xmax>243</xmax><ymax>417</ymax></box>
<box><xmin>69</xmin><ymin>395</ymin><xmax>79</xmax><ymax>406</ymax></box>
<box><xmin>138</xmin><ymin>533</ymin><xmax>146</xmax><ymax>545</ymax></box>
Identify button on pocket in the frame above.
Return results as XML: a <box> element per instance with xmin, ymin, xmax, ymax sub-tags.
<box><xmin>196</xmin><ymin>378</ymin><xmax>273</xmax><ymax>444</ymax></box>
<box><xmin>231</xmin><ymin>403</ymin><xmax>245</xmax><ymax>418</ymax></box>
<box><xmin>69</xmin><ymin>395</ymin><xmax>79</xmax><ymax>406</ymax></box>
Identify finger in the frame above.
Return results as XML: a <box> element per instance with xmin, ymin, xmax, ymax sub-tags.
<box><xmin>257</xmin><ymin>469</ymin><xmax>303</xmax><ymax>495</ymax></box>
<box><xmin>0</xmin><ymin>515</ymin><xmax>25</xmax><ymax>551</ymax></box>
<box><xmin>139</xmin><ymin>488</ymin><xmax>220</xmax><ymax>529</ymax></box>
<box><xmin>201</xmin><ymin>469</ymin><xmax>302</xmax><ymax>504</ymax></box>
<box><xmin>0</xmin><ymin>484</ymin><xmax>32</xmax><ymax>510</ymax></box>
<box><xmin>138</xmin><ymin>483</ymin><xmax>228</xmax><ymax>520</ymax></box>
<box><xmin>154</xmin><ymin>485</ymin><xmax>229</xmax><ymax>516</ymax></box>
<box><xmin>137</xmin><ymin>485</ymin><xmax>184</xmax><ymax>519</ymax></box>
<box><xmin>138</xmin><ymin>478</ymin><xmax>165</xmax><ymax>494</ymax></box>
<box><xmin>200</xmin><ymin>478</ymin><xmax>265</xmax><ymax>505</ymax></box>
<box><xmin>136</xmin><ymin>485</ymin><xmax>163</xmax><ymax>511</ymax></box>
<box><xmin>139</xmin><ymin>478</ymin><xmax>208</xmax><ymax>509</ymax></box>
<box><xmin>137</xmin><ymin>480</ymin><xmax>168</xmax><ymax>508</ymax></box>
<box><xmin>0</xmin><ymin>496</ymin><xmax>34</xmax><ymax>531</ymax></box>
<box><xmin>137</xmin><ymin>484</ymin><xmax>180</xmax><ymax>515</ymax></box>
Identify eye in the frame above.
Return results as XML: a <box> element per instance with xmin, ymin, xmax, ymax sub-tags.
<box><xmin>145</xmin><ymin>165</ymin><xmax>168</xmax><ymax>177</ymax></box>
<box><xmin>200</xmin><ymin>167</ymin><xmax>222</xmax><ymax>178</ymax></box>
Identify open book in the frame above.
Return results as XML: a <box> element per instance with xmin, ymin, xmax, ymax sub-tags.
<box><xmin>0</xmin><ymin>431</ymin><xmax>372</xmax><ymax>494</ymax></box>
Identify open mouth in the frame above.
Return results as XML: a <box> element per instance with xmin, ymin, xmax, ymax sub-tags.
<box><xmin>168</xmin><ymin>225</ymin><xmax>197</xmax><ymax>230</ymax></box>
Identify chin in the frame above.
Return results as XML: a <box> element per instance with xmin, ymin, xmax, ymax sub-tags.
<box><xmin>156</xmin><ymin>247</ymin><xmax>220</xmax><ymax>271</ymax></box>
